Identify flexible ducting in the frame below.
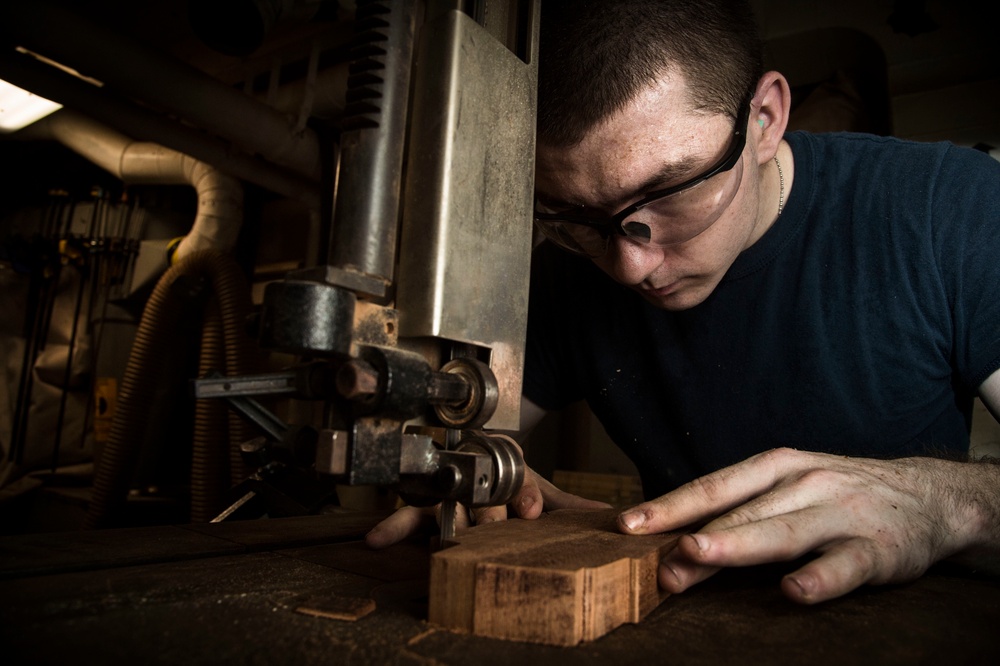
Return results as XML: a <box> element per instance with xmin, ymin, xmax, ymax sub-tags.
<box><xmin>193</xmin><ymin>305</ymin><xmax>232</xmax><ymax>523</ymax></box>
<box><xmin>85</xmin><ymin>249</ymin><xmax>255</xmax><ymax>529</ymax></box>
<box><xmin>23</xmin><ymin>109</ymin><xmax>253</xmax><ymax>527</ymax></box>
<box><xmin>28</xmin><ymin>109</ymin><xmax>244</xmax><ymax>262</ymax></box>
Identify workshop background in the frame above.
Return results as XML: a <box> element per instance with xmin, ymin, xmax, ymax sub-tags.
<box><xmin>1</xmin><ymin>0</ymin><xmax>999</xmax><ymax>534</ymax></box>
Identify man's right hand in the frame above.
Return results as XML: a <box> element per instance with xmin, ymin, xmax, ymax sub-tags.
<box><xmin>364</xmin><ymin>464</ymin><xmax>611</xmax><ymax>549</ymax></box>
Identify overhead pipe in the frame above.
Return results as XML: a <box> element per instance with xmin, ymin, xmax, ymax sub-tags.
<box><xmin>28</xmin><ymin>109</ymin><xmax>243</xmax><ymax>261</ymax></box>
<box><xmin>3</xmin><ymin>0</ymin><xmax>323</xmax><ymax>182</ymax></box>
<box><xmin>258</xmin><ymin>64</ymin><xmax>349</xmax><ymax>122</ymax></box>
<box><xmin>0</xmin><ymin>49</ymin><xmax>320</xmax><ymax>205</ymax></box>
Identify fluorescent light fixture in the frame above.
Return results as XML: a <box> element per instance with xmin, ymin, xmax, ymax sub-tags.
<box><xmin>0</xmin><ymin>79</ymin><xmax>62</xmax><ymax>133</ymax></box>
<box><xmin>0</xmin><ymin>48</ymin><xmax>103</xmax><ymax>133</ymax></box>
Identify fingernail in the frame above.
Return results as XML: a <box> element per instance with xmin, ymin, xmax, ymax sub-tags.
<box><xmin>519</xmin><ymin>495</ymin><xmax>534</xmax><ymax>511</ymax></box>
<box><xmin>620</xmin><ymin>510</ymin><xmax>645</xmax><ymax>531</ymax></box>
<box><xmin>660</xmin><ymin>561</ymin><xmax>682</xmax><ymax>589</ymax></box>
<box><xmin>785</xmin><ymin>574</ymin><xmax>813</xmax><ymax>600</ymax></box>
<box><xmin>688</xmin><ymin>533</ymin><xmax>709</xmax><ymax>553</ymax></box>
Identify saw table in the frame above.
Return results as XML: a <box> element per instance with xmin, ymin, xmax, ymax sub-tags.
<box><xmin>2</xmin><ymin>510</ymin><xmax>998</xmax><ymax>665</ymax></box>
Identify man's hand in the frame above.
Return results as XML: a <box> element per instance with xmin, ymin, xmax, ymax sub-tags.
<box><xmin>365</xmin><ymin>464</ymin><xmax>611</xmax><ymax>549</ymax></box>
<box><xmin>616</xmin><ymin>448</ymin><xmax>1000</xmax><ymax>604</ymax></box>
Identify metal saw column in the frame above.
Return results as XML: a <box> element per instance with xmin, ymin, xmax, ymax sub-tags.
<box><xmin>396</xmin><ymin>1</ymin><xmax>539</xmax><ymax>431</ymax></box>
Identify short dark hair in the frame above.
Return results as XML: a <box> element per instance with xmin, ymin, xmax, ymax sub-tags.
<box><xmin>538</xmin><ymin>0</ymin><xmax>764</xmax><ymax>147</ymax></box>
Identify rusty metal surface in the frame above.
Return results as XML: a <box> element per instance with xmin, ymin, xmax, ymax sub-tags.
<box><xmin>1</xmin><ymin>513</ymin><xmax>999</xmax><ymax>665</ymax></box>
<box><xmin>395</xmin><ymin>4</ymin><xmax>539</xmax><ymax>432</ymax></box>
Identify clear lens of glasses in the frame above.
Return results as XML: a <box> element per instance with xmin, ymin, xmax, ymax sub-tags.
<box><xmin>536</xmin><ymin>155</ymin><xmax>744</xmax><ymax>258</ymax></box>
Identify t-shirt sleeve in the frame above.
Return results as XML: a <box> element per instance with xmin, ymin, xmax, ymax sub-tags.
<box><xmin>933</xmin><ymin>145</ymin><xmax>1000</xmax><ymax>389</ymax></box>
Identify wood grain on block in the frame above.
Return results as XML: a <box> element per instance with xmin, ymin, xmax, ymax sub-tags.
<box><xmin>428</xmin><ymin>509</ymin><xmax>679</xmax><ymax>646</ymax></box>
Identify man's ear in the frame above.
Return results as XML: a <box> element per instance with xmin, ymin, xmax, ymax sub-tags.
<box><xmin>752</xmin><ymin>71</ymin><xmax>792</xmax><ymax>165</ymax></box>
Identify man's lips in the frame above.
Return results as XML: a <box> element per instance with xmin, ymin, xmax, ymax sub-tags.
<box><xmin>640</xmin><ymin>280</ymin><xmax>681</xmax><ymax>297</ymax></box>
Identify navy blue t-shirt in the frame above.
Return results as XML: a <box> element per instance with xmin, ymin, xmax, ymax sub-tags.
<box><xmin>523</xmin><ymin>132</ymin><xmax>1000</xmax><ymax>500</ymax></box>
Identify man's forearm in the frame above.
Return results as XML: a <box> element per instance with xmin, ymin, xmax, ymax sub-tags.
<box><xmin>945</xmin><ymin>457</ymin><xmax>1000</xmax><ymax>573</ymax></box>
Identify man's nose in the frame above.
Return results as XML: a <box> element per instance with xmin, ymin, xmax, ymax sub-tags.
<box><xmin>600</xmin><ymin>236</ymin><xmax>663</xmax><ymax>285</ymax></box>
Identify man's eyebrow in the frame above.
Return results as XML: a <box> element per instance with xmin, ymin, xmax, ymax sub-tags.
<box><xmin>631</xmin><ymin>157</ymin><xmax>703</xmax><ymax>197</ymax></box>
<box><xmin>534</xmin><ymin>157</ymin><xmax>703</xmax><ymax>211</ymax></box>
<box><xmin>589</xmin><ymin>157</ymin><xmax>703</xmax><ymax>210</ymax></box>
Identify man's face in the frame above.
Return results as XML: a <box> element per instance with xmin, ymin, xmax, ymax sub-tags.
<box><xmin>534</xmin><ymin>72</ymin><xmax>768</xmax><ymax>311</ymax></box>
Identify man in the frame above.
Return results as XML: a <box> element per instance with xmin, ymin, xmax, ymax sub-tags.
<box><xmin>368</xmin><ymin>0</ymin><xmax>1000</xmax><ymax>604</ymax></box>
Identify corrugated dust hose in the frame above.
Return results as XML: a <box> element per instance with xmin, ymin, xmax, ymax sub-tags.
<box><xmin>85</xmin><ymin>249</ymin><xmax>255</xmax><ymax>528</ymax></box>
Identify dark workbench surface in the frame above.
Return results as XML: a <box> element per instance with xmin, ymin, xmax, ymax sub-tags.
<box><xmin>2</xmin><ymin>510</ymin><xmax>998</xmax><ymax>665</ymax></box>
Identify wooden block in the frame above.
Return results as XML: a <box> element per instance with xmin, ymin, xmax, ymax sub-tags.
<box><xmin>428</xmin><ymin>509</ymin><xmax>679</xmax><ymax>646</ymax></box>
